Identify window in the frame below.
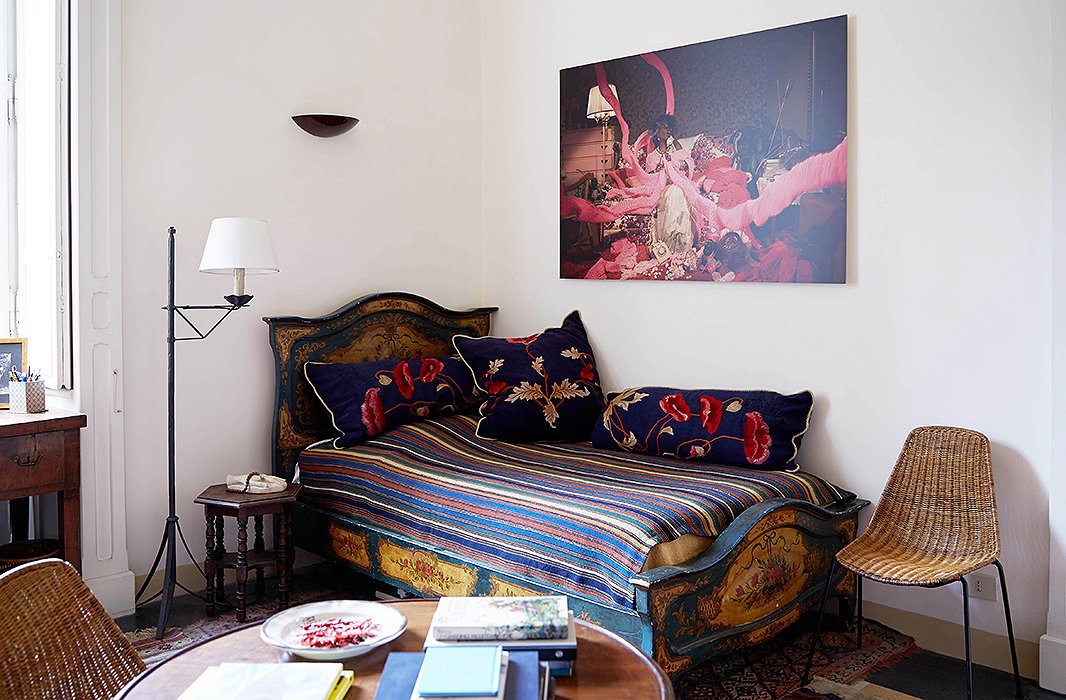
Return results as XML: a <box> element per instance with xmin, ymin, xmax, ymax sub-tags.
<box><xmin>0</xmin><ymin>0</ymin><xmax>71</xmax><ymax>390</ymax></box>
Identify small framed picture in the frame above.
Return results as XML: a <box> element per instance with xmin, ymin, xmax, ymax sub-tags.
<box><xmin>0</xmin><ymin>338</ymin><xmax>28</xmax><ymax>409</ymax></box>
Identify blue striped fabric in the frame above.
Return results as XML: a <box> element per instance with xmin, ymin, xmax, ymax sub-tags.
<box><xmin>298</xmin><ymin>414</ymin><xmax>853</xmax><ymax>608</ymax></box>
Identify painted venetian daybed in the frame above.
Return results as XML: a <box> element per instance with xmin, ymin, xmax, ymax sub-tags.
<box><xmin>263</xmin><ymin>292</ymin><xmax>867</xmax><ymax>676</ymax></box>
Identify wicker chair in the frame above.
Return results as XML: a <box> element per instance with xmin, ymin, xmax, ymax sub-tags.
<box><xmin>0</xmin><ymin>558</ymin><xmax>146</xmax><ymax>699</ymax></box>
<box><xmin>802</xmin><ymin>426</ymin><xmax>1022</xmax><ymax>700</ymax></box>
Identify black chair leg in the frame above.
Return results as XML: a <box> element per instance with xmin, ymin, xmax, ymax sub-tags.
<box><xmin>993</xmin><ymin>560</ymin><xmax>1024</xmax><ymax>699</ymax></box>
<box><xmin>802</xmin><ymin>558</ymin><xmax>837</xmax><ymax>686</ymax></box>
<box><xmin>961</xmin><ymin>577</ymin><xmax>974</xmax><ymax>700</ymax></box>
<box><xmin>856</xmin><ymin>573</ymin><xmax>863</xmax><ymax>649</ymax></box>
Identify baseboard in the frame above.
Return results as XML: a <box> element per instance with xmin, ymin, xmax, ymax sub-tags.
<box><xmin>86</xmin><ymin>568</ymin><xmax>136</xmax><ymax>618</ymax></box>
<box><xmin>1039</xmin><ymin>634</ymin><xmax>1066</xmax><ymax>693</ymax></box>
<box><xmin>862</xmin><ymin>601</ymin><xmax>1038</xmax><ymax>680</ymax></box>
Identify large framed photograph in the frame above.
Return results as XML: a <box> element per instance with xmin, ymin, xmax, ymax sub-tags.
<box><xmin>560</xmin><ymin>16</ymin><xmax>848</xmax><ymax>283</ymax></box>
<box><xmin>0</xmin><ymin>338</ymin><xmax>28</xmax><ymax>409</ymax></box>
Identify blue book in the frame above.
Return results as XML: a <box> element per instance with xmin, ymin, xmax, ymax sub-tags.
<box><xmin>417</xmin><ymin>645</ymin><xmax>503</xmax><ymax>697</ymax></box>
<box><xmin>373</xmin><ymin>653</ymin><xmax>424</xmax><ymax>700</ymax></box>
<box><xmin>503</xmin><ymin>651</ymin><xmax>540</xmax><ymax>699</ymax></box>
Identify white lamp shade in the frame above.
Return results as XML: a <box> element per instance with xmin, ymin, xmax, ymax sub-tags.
<box><xmin>586</xmin><ymin>84</ymin><xmax>618</xmax><ymax>120</ymax></box>
<box><xmin>199</xmin><ymin>218</ymin><xmax>279</xmax><ymax>275</ymax></box>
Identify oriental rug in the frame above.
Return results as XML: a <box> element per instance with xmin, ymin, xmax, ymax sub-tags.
<box><xmin>672</xmin><ymin>618</ymin><xmax>917</xmax><ymax>700</ymax></box>
<box><xmin>124</xmin><ymin>586</ymin><xmax>346</xmax><ymax>667</ymax></box>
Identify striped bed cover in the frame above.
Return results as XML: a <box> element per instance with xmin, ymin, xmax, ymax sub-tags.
<box><xmin>297</xmin><ymin>414</ymin><xmax>854</xmax><ymax>609</ymax></box>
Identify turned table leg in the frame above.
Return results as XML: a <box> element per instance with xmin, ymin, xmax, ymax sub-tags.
<box><xmin>286</xmin><ymin>506</ymin><xmax>295</xmax><ymax>590</ymax></box>
<box><xmin>236</xmin><ymin>515</ymin><xmax>248</xmax><ymax>622</ymax></box>
<box><xmin>214</xmin><ymin>516</ymin><xmax>226</xmax><ymax>600</ymax></box>
<box><xmin>204</xmin><ymin>512</ymin><xmax>216</xmax><ymax>616</ymax></box>
<box><xmin>254</xmin><ymin>515</ymin><xmax>265</xmax><ymax>595</ymax></box>
<box><xmin>277</xmin><ymin>506</ymin><xmax>289</xmax><ymax>609</ymax></box>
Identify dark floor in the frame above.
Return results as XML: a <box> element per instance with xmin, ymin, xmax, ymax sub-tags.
<box><xmin>118</xmin><ymin>567</ymin><xmax>1066</xmax><ymax>700</ymax></box>
<box><xmin>866</xmin><ymin>650</ymin><xmax>1064</xmax><ymax>700</ymax></box>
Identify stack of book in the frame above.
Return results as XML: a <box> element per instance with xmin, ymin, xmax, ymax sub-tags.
<box><xmin>424</xmin><ymin>596</ymin><xmax>576</xmax><ymax>678</ymax></box>
<box><xmin>372</xmin><ymin>649</ymin><xmax>549</xmax><ymax>700</ymax></box>
<box><xmin>374</xmin><ymin>596</ymin><xmax>575</xmax><ymax>700</ymax></box>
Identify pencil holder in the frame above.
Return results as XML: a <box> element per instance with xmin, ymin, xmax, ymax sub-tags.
<box><xmin>9</xmin><ymin>380</ymin><xmax>45</xmax><ymax>413</ymax></box>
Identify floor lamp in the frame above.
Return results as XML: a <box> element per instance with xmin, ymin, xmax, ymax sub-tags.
<box><xmin>135</xmin><ymin>218</ymin><xmax>278</xmax><ymax>639</ymax></box>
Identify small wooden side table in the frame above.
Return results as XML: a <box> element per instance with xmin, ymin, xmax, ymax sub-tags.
<box><xmin>193</xmin><ymin>483</ymin><xmax>301</xmax><ymax>622</ymax></box>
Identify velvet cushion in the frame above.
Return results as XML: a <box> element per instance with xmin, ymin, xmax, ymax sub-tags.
<box><xmin>305</xmin><ymin>356</ymin><xmax>480</xmax><ymax>448</ymax></box>
<box><xmin>453</xmin><ymin>311</ymin><xmax>605</xmax><ymax>442</ymax></box>
<box><xmin>592</xmin><ymin>387</ymin><xmax>813</xmax><ymax>470</ymax></box>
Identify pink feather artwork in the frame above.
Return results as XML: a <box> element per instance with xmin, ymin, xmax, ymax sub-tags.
<box><xmin>559</xmin><ymin>16</ymin><xmax>848</xmax><ymax>283</ymax></box>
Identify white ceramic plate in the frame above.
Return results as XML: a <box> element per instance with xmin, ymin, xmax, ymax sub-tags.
<box><xmin>259</xmin><ymin>600</ymin><xmax>408</xmax><ymax>660</ymax></box>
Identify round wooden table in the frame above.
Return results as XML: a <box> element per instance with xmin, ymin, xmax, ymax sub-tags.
<box><xmin>118</xmin><ymin>599</ymin><xmax>674</xmax><ymax>699</ymax></box>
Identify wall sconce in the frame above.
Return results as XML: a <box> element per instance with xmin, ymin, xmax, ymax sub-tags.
<box><xmin>291</xmin><ymin>113</ymin><xmax>360</xmax><ymax>138</ymax></box>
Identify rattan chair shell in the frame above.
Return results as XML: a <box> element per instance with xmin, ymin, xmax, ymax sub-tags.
<box><xmin>837</xmin><ymin>426</ymin><xmax>1000</xmax><ymax>587</ymax></box>
<box><xmin>802</xmin><ymin>426</ymin><xmax>1022</xmax><ymax>700</ymax></box>
<box><xmin>0</xmin><ymin>558</ymin><xmax>146</xmax><ymax>699</ymax></box>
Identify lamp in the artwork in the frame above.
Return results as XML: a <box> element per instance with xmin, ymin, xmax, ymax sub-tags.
<box><xmin>586</xmin><ymin>85</ymin><xmax>619</xmax><ymax>179</ymax></box>
<box><xmin>198</xmin><ymin>217</ymin><xmax>279</xmax><ymax>307</ymax></box>
<box><xmin>586</xmin><ymin>84</ymin><xmax>618</xmax><ymax>123</ymax></box>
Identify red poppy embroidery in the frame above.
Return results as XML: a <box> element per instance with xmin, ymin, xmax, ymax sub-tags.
<box><xmin>418</xmin><ymin>358</ymin><xmax>445</xmax><ymax>383</ymax></box>
<box><xmin>506</xmin><ymin>333</ymin><xmax>541</xmax><ymax>345</ymax></box>
<box><xmin>659</xmin><ymin>393</ymin><xmax>690</xmax><ymax>422</ymax></box>
<box><xmin>484</xmin><ymin>379</ymin><xmax>508</xmax><ymax>395</ymax></box>
<box><xmin>699</xmin><ymin>395</ymin><xmax>723</xmax><ymax>434</ymax></box>
<box><xmin>393</xmin><ymin>362</ymin><xmax>415</xmax><ymax>399</ymax></box>
<box><xmin>361</xmin><ymin>388</ymin><xmax>386</xmax><ymax>436</ymax></box>
<box><xmin>744</xmin><ymin>411</ymin><xmax>772</xmax><ymax>464</ymax></box>
<box><xmin>580</xmin><ymin>364</ymin><xmax>596</xmax><ymax>382</ymax></box>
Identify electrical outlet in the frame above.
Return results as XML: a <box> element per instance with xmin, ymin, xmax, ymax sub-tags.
<box><xmin>969</xmin><ymin>572</ymin><xmax>998</xmax><ymax>601</ymax></box>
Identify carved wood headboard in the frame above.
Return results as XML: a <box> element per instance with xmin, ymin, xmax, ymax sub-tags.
<box><xmin>263</xmin><ymin>292</ymin><xmax>497</xmax><ymax>479</ymax></box>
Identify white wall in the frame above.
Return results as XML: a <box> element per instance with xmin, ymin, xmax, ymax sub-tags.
<box><xmin>121</xmin><ymin>1</ymin><xmax>483</xmax><ymax>577</ymax></box>
<box><xmin>481</xmin><ymin>0</ymin><xmax>1053</xmax><ymax>647</ymax></box>
<box><xmin>118</xmin><ymin>0</ymin><xmax>1057</xmax><ymax>663</ymax></box>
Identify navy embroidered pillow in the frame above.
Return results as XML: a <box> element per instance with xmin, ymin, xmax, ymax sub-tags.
<box><xmin>304</xmin><ymin>356</ymin><xmax>480</xmax><ymax>448</ymax></box>
<box><xmin>453</xmin><ymin>311</ymin><xmax>606</xmax><ymax>442</ymax></box>
<box><xmin>592</xmin><ymin>387</ymin><xmax>813</xmax><ymax>470</ymax></box>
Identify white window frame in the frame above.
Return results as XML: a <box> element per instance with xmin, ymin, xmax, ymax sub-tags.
<box><xmin>5</xmin><ymin>0</ymin><xmax>73</xmax><ymax>390</ymax></box>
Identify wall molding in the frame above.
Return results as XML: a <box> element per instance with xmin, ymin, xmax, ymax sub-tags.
<box><xmin>1040</xmin><ymin>635</ymin><xmax>1066</xmax><ymax>693</ymax></box>
<box><xmin>71</xmin><ymin>0</ymin><xmax>132</xmax><ymax>616</ymax></box>
<box><xmin>1049</xmin><ymin>0</ymin><xmax>1066</xmax><ymax>694</ymax></box>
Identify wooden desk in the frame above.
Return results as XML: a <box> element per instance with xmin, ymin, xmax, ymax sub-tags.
<box><xmin>0</xmin><ymin>409</ymin><xmax>86</xmax><ymax>570</ymax></box>
<box><xmin>118</xmin><ymin>599</ymin><xmax>674</xmax><ymax>699</ymax></box>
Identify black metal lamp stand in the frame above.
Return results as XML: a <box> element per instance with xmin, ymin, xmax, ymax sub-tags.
<box><xmin>134</xmin><ymin>226</ymin><xmax>251</xmax><ymax>639</ymax></box>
